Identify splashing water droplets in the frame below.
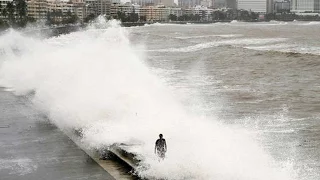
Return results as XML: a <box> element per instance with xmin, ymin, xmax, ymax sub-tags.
<box><xmin>0</xmin><ymin>19</ymin><xmax>296</xmax><ymax>180</ymax></box>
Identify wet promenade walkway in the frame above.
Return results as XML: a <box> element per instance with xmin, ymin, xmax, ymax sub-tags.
<box><xmin>0</xmin><ymin>89</ymin><xmax>115</xmax><ymax>180</ymax></box>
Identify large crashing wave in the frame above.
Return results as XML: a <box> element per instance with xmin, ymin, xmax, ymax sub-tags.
<box><xmin>0</xmin><ymin>18</ymin><xmax>295</xmax><ymax>180</ymax></box>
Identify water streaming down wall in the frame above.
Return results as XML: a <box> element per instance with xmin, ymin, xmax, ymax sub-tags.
<box><xmin>0</xmin><ymin>18</ymin><xmax>296</xmax><ymax>180</ymax></box>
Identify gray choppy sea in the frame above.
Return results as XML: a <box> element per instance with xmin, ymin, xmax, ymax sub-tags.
<box><xmin>130</xmin><ymin>21</ymin><xmax>320</xmax><ymax>180</ymax></box>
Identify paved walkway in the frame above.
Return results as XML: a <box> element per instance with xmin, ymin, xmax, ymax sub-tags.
<box><xmin>0</xmin><ymin>89</ymin><xmax>115</xmax><ymax>180</ymax></box>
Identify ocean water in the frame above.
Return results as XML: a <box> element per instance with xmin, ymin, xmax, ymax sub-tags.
<box><xmin>0</xmin><ymin>18</ymin><xmax>320</xmax><ymax>180</ymax></box>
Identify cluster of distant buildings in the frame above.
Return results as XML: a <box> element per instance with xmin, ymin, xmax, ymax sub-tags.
<box><xmin>238</xmin><ymin>0</ymin><xmax>320</xmax><ymax>14</ymax></box>
<box><xmin>0</xmin><ymin>0</ymin><xmax>319</xmax><ymax>23</ymax></box>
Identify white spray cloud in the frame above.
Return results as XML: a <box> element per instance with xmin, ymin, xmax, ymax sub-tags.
<box><xmin>0</xmin><ymin>18</ymin><xmax>295</xmax><ymax>180</ymax></box>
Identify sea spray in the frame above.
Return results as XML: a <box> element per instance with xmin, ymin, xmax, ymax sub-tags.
<box><xmin>0</xmin><ymin>18</ymin><xmax>295</xmax><ymax>180</ymax></box>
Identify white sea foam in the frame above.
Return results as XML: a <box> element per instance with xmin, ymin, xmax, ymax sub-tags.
<box><xmin>0</xmin><ymin>18</ymin><xmax>295</xmax><ymax>180</ymax></box>
<box><xmin>304</xmin><ymin>21</ymin><xmax>320</xmax><ymax>25</ymax></box>
<box><xmin>245</xmin><ymin>43</ymin><xmax>320</xmax><ymax>55</ymax></box>
<box><xmin>245</xmin><ymin>43</ymin><xmax>297</xmax><ymax>52</ymax></box>
<box><xmin>153</xmin><ymin>38</ymin><xmax>287</xmax><ymax>52</ymax></box>
<box><xmin>175</xmin><ymin>34</ymin><xmax>242</xmax><ymax>39</ymax></box>
<box><xmin>146</xmin><ymin>22</ymin><xmax>181</xmax><ymax>27</ymax></box>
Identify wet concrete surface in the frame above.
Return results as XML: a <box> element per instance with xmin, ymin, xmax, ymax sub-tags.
<box><xmin>0</xmin><ymin>89</ymin><xmax>115</xmax><ymax>180</ymax></box>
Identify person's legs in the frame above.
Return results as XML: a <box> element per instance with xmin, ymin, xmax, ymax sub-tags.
<box><xmin>160</xmin><ymin>151</ymin><xmax>165</xmax><ymax>159</ymax></box>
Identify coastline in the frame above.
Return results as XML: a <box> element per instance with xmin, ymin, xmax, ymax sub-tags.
<box><xmin>1</xmin><ymin>18</ymin><xmax>320</xmax><ymax>36</ymax></box>
<box><xmin>71</xmin><ymin>129</ymin><xmax>140</xmax><ymax>179</ymax></box>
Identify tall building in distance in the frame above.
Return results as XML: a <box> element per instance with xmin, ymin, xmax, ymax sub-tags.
<box><xmin>267</xmin><ymin>0</ymin><xmax>274</xmax><ymax>13</ymax></box>
<box><xmin>131</xmin><ymin>0</ymin><xmax>155</xmax><ymax>6</ymax></box>
<box><xmin>85</xmin><ymin>0</ymin><xmax>111</xmax><ymax>16</ymax></box>
<box><xmin>225</xmin><ymin>0</ymin><xmax>237</xmax><ymax>9</ymax></box>
<box><xmin>237</xmin><ymin>0</ymin><xmax>275</xmax><ymax>13</ymax></box>
<box><xmin>131</xmin><ymin>0</ymin><xmax>174</xmax><ymax>7</ymax></box>
<box><xmin>213</xmin><ymin>0</ymin><xmax>236</xmax><ymax>9</ymax></box>
<box><xmin>200</xmin><ymin>0</ymin><xmax>212</xmax><ymax>7</ymax></box>
<box><xmin>274</xmin><ymin>0</ymin><xmax>290</xmax><ymax>13</ymax></box>
<box><xmin>291</xmin><ymin>0</ymin><xmax>320</xmax><ymax>13</ymax></box>
<box><xmin>213</xmin><ymin>0</ymin><xmax>226</xmax><ymax>8</ymax></box>
<box><xmin>154</xmin><ymin>0</ymin><xmax>174</xmax><ymax>6</ymax></box>
<box><xmin>27</xmin><ymin>0</ymin><xmax>48</xmax><ymax>21</ymax></box>
<box><xmin>178</xmin><ymin>0</ymin><xmax>201</xmax><ymax>8</ymax></box>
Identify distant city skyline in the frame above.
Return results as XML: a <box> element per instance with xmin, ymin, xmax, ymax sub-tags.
<box><xmin>123</xmin><ymin>0</ymin><xmax>178</xmax><ymax>4</ymax></box>
<box><xmin>291</xmin><ymin>0</ymin><xmax>320</xmax><ymax>13</ymax></box>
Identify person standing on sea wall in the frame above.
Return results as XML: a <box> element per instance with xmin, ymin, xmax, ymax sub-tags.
<box><xmin>155</xmin><ymin>134</ymin><xmax>167</xmax><ymax>160</ymax></box>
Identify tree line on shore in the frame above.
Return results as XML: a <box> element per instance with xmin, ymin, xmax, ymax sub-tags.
<box><xmin>0</xmin><ymin>0</ymin><xmax>81</xmax><ymax>30</ymax></box>
<box><xmin>168</xmin><ymin>10</ymin><xmax>320</xmax><ymax>22</ymax></box>
<box><xmin>0</xmin><ymin>0</ymin><xmax>31</xmax><ymax>29</ymax></box>
<box><xmin>112</xmin><ymin>9</ymin><xmax>320</xmax><ymax>23</ymax></box>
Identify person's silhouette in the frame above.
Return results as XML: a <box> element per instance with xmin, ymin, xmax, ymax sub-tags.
<box><xmin>155</xmin><ymin>134</ymin><xmax>167</xmax><ymax>159</ymax></box>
